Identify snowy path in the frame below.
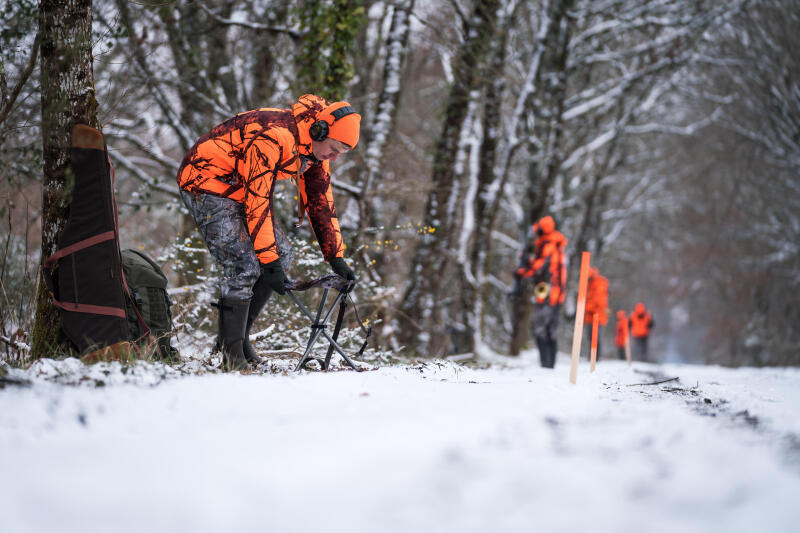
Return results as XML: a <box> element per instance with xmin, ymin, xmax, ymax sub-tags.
<box><xmin>1</xmin><ymin>353</ymin><xmax>799</xmax><ymax>533</ymax></box>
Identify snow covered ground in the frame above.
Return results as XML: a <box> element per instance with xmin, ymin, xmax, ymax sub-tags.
<box><xmin>2</xmin><ymin>352</ymin><xmax>799</xmax><ymax>533</ymax></box>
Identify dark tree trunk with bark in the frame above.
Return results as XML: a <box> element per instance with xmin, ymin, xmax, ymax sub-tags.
<box><xmin>399</xmin><ymin>0</ymin><xmax>500</xmax><ymax>355</ymax></box>
<box><xmin>459</xmin><ymin>6</ymin><xmax>513</xmax><ymax>353</ymax></box>
<box><xmin>508</xmin><ymin>0</ymin><xmax>573</xmax><ymax>356</ymax></box>
<box><xmin>31</xmin><ymin>0</ymin><xmax>98</xmax><ymax>359</ymax></box>
<box><xmin>355</xmin><ymin>0</ymin><xmax>415</xmax><ymax>246</ymax></box>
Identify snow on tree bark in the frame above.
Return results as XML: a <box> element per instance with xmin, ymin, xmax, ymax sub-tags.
<box><xmin>398</xmin><ymin>0</ymin><xmax>501</xmax><ymax>355</ymax></box>
<box><xmin>355</xmin><ymin>0</ymin><xmax>415</xmax><ymax>245</ymax></box>
<box><xmin>31</xmin><ymin>0</ymin><xmax>98</xmax><ymax>359</ymax></box>
<box><xmin>508</xmin><ymin>0</ymin><xmax>574</xmax><ymax>356</ymax></box>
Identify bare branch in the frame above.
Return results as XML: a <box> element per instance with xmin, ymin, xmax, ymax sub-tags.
<box><xmin>198</xmin><ymin>4</ymin><xmax>303</xmax><ymax>40</ymax></box>
<box><xmin>0</xmin><ymin>31</ymin><xmax>40</xmax><ymax>127</ymax></box>
<box><xmin>108</xmin><ymin>147</ymin><xmax>181</xmax><ymax>198</ymax></box>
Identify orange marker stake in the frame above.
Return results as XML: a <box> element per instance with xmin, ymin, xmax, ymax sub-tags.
<box><xmin>569</xmin><ymin>251</ymin><xmax>591</xmax><ymax>384</ymax></box>
<box><xmin>590</xmin><ymin>313</ymin><xmax>599</xmax><ymax>372</ymax></box>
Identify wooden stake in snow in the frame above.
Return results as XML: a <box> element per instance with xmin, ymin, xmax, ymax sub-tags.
<box><xmin>625</xmin><ymin>338</ymin><xmax>632</xmax><ymax>366</ymax></box>
<box><xmin>590</xmin><ymin>313</ymin><xmax>599</xmax><ymax>372</ymax></box>
<box><xmin>569</xmin><ymin>251</ymin><xmax>591</xmax><ymax>384</ymax></box>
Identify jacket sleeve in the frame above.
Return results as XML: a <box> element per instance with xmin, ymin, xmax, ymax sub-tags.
<box><xmin>516</xmin><ymin>255</ymin><xmax>535</xmax><ymax>278</ymax></box>
<box><xmin>297</xmin><ymin>161</ymin><xmax>344</xmax><ymax>261</ymax></box>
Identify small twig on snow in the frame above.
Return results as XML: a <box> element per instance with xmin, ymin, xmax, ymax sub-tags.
<box><xmin>625</xmin><ymin>376</ymin><xmax>679</xmax><ymax>386</ymax></box>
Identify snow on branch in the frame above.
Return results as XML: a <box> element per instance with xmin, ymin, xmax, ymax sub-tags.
<box><xmin>198</xmin><ymin>4</ymin><xmax>302</xmax><ymax>40</ymax></box>
<box><xmin>572</xmin><ymin>0</ymin><xmax>747</xmax><ymax>68</ymax></box>
<box><xmin>108</xmin><ymin>147</ymin><xmax>181</xmax><ymax>198</ymax></box>
<box><xmin>0</xmin><ymin>31</ymin><xmax>40</xmax><ymax>127</ymax></box>
<box><xmin>105</xmin><ymin>130</ymin><xmax>180</xmax><ymax>174</ymax></box>
<box><xmin>179</xmin><ymin>82</ymin><xmax>236</xmax><ymax>121</ymax></box>
<box><xmin>114</xmin><ymin>0</ymin><xmax>195</xmax><ymax>150</ymax></box>
<box><xmin>563</xmin><ymin>56</ymin><xmax>680</xmax><ymax>121</ymax></box>
<box><xmin>0</xmin><ymin>334</ymin><xmax>29</xmax><ymax>353</ymax></box>
<box><xmin>571</xmin><ymin>2</ymin><xmax>691</xmax><ymax>50</ymax></box>
<box><xmin>491</xmin><ymin>230</ymin><xmax>522</xmax><ymax>251</ymax></box>
<box><xmin>561</xmin><ymin>127</ymin><xmax>618</xmax><ymax>170</ymax></box>
<box><xmin>623</xmin><ymin>107</ymin><xmax>723</xmax><ymax>137</ymax></box>
<box><xmin>331</xmin><ymin>178</ymin><xmax>362</xmax><ymax>197</ymax></box>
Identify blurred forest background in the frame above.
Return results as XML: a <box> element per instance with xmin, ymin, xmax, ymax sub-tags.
<box><xmin>1</xmin><ymin>0</ymin><xmax>798</xmax><ymax>366</ymax></box>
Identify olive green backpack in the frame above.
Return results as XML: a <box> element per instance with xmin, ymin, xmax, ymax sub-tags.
<box><xmin>121</xmin><ymin>249</ymin><xmax>179</xmax><ymax>361</ymax></box>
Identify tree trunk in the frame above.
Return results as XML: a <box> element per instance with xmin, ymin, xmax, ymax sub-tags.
<box><xmin>296</xmin><ymin>0</ymin><xmax>365</xmax><ymax>101</ymax></box>
<box><xmin>31</xmin><ymin>0</ymin><xmax>98</xmax><ymax>359</ymax></box>
<box><xmin>459</xmin><ymin>4</ymin><xmax>513</xmax><ymax>354</ymax></box>
<box><xmin>355</xmin><ymin>0</ymin><xmax>415</xmax><ymax>246</ymax></box>
<box><xmin>508</xmin><ymin>0</ymin><xmax>573</xmax><ymax>356</ymax></box>
<box><xmin>398</xmin><ymin>0</ymin><xmax>500</xmax><ymax>355</ymax></box>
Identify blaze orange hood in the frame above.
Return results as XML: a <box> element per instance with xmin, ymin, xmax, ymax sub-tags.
<box><xmin>291</xmin><ymin>94</ymin><xmax>329</xmax><ymax>157</ymax></box>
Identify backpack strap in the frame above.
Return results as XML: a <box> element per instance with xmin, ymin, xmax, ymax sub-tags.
<box><xmin>107</xmin><ymin>158</ymin><xmax>151</xmax><ymax>342</ymax></box>
<box><xmin>47</xmin><ymin>297</ymin><xmax>127</xmax><ymax>318</ymax></box>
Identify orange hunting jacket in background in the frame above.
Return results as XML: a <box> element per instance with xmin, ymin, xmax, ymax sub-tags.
<box><xmin>176</xmin><ymin>94</ymin><xmax>343</xmax><ymax>264</ymax></box>
<box><xmin>517</xmin><ymin>225</ymin><xmax>568</xmax><ymax>306</ymax></box>
<box><xmin>615</xmin><ymin>311</ymin><xmax>629</xmax><ymax>348</ymax></box>
<box><xmin>630</xmin><ymin>304</ymin><xmax>654</xmax><ymax>338</ymax></box>
<box><xmin>584</xmin><ymin>269</ymin><xmax>609</xmax><ymax>326</ymax></box>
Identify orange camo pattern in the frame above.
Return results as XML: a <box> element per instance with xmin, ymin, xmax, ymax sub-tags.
<box><xmin>517</xmin><ymin>225</ymin><xmax>568</xmax><ymax>306</ymax></box>
<box><xmin>176</xmin><ymin>95</ymin><xmax>344</xmax><ymax>264</ymax></box>
<box><xmin>584</xmin><ymin>268</ymin><xmax>609</xmax><ymax>326</ymax></box>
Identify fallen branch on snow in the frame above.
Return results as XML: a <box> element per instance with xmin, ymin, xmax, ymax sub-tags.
<box><xmin>0</xmin><ymin>334</ymin><xmax>30</xmax><ymax>352</ymax></box>
<box><xmin>625</xmin><ymin>376</ymin><xmax>679</xmax><ymax>386</ymax></box>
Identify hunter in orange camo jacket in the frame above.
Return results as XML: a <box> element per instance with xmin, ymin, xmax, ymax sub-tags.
<box><xmin>515</xmin><ymin>215</ymin><xmax>568</xmax><ymax>368</ymax></box>
<box><xmin>178</xmin><ymin>94</ymin><xmax>357</xmax><ymax>264</ymax></box>
<box><xmin>515</xmin><ymin>216</ymin><xmax>568</xmax><ymax>306</ymax></box>
<box><xmin>177</xmin><ymin>94</ymin><xmax>360</xmax><ymax>371</ymax></box>
<box><xmin>585</xmin><ymin>267</ymin><xmax>609</xmax><ymax>327</ymax></box>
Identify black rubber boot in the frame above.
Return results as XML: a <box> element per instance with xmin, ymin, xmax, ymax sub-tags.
<box><xmin>218</xmin><ymin>297</ymin><xmax>250</xmax><ymax>371</ymax></box>
<box><xmin>243</xmin><ymin>272</ymin><xmax>273</xmax><ymax>364</ymax></box>
<box><xmin>547</xmin><ymin>339</ymin><xmax>558</xmax><ymax>368</ymax></box>
<box><xmin>536</xmin><ymin>336</ymin><xmax>556</xmax><ymax>368</ymax></box>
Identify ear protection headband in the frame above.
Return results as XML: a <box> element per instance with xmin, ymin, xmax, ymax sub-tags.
<box><xmin>309</xmin><ymin>105</ymin><xmax>357</xmax><ymax>142</ymax></box>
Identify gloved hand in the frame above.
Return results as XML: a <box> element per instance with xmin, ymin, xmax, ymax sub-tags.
<box><xmin>330</xmin><ymin>257</ymin><xmax>355</xmax><ymax>282</ymax></box>
<box><xmin>261</xmin><ymin>259</ymin><xmax>287</xmax><ymax>295</ymax></box>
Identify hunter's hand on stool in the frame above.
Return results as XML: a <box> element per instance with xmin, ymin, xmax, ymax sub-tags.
<box><xmin>262</xmin><ymin>259</ymin><xmax>287</xmax><ymax>295</ymax></box>
<box><xmin>330</xmin><ymin>257</ymin><xmax>355</xmax><ymax>282</ymax></box>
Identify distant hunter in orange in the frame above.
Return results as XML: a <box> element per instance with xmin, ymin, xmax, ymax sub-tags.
<box><xmin>515</xmin><ymin>215</ymin><xmax>568</xmax><ymax>368</ymax></box>
<box><xmin>630</xmin><ymin>302</ymin><xmax>655</xmax><ymax>361</ymax></box>
<box><xmin>583</xmin><ymin>267</ymin><xmax>609</xmax><ymax>359</ymax></box>
<box><xmin>615</xmin><ymin>310</ymin><xmax>629</xmax><ymax>360</ymax></box>
<box><xmin>177</xmin><ymin>94</ymin><xmax>360</xmax><ymax>370</ymax></box>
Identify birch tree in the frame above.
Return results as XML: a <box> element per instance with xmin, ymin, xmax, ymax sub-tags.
<box><xmin>354</xmin><ymin>0</ymin><xmax>415</xmax><ymax>245</ymax></box>
<box><xmin>398</xmin><ymin>0</ymin><xmax>501</xmax><ymax>355</ymax></box>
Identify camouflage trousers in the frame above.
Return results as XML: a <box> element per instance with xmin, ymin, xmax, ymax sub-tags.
<box><xmin>180</xmin><ymin>190</ymin><xmax>260</xmax><ymax>301</ymax></box>
<box><xmin>531</xmin><ymin>303</ymin><xmax>560</xmax><ymax>341</ymax></box>
<box><xmin>532</xmin><ymin>303</ymin><xmax>560</xmax><ymax>369</ymax></box>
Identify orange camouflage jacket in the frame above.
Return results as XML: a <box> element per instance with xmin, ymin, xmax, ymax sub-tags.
<box><xmin>177</xmin><ymin>95</ymin><xmax>344</xmax><ymax>264</ymax></box>
<box><xmin>517</xmin><ymin>230</ymin><xmax>568</xmax><ymax>306</ymax></box>
<box><xmin>584</xmin><ymin>271</ymin><xmax>609</xmax><ymax>326</ymax></box>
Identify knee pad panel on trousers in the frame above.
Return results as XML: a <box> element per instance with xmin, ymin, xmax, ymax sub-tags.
<box><xmin>181</xmin><ymin>190</ymin><xmax>260</xmax><ymax>300</ymax></box>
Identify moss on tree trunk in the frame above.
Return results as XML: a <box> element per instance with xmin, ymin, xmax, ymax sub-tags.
<box><xmin>31</xmin><ymin>0</ymin><xmax>98</xmax><ymax>360</ymax></box>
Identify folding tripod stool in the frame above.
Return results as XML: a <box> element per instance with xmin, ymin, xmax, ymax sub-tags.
<box><xmin>285</xmin><ymin>274</ymin><xmax>369</xmax><ymax>371</ymax></box>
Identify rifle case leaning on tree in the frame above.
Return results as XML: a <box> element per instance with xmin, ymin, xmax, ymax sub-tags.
<box><xmin>43</xmin><ymin>124</ymin><xmax>149</xmax><ymax>357</ymax></box>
